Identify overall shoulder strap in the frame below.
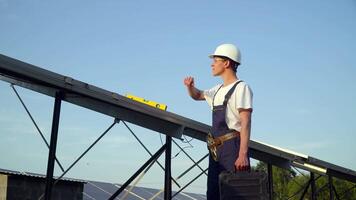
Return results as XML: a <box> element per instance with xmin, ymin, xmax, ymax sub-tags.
<box><xmin>223</xmin><ymin>80</ymin><xmax>243</xmax><ymax>105</ymax></box>
<box><xmin>212</xmin><ymin>84</ymin><xmax>223</xmax><ymax>107</ymax></box>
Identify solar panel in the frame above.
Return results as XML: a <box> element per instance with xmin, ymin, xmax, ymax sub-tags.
<box><xmin>83</xmin><ymin>181</ymin><xmax>206</xmax><ymax>200</ymax></box>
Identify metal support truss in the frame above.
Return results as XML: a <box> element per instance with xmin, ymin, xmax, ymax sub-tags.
<box><xmin>172</xmin><ymin>139</ymin><xmax>208</xmax><ymax>176</ymax></box>
<box><xmin>299</xmin><ymin>174</ymin><xmax>322</xmax><ymax>200</ymax></box>
<box><xmin>172</xmin><ymin>168</ymin><xmax>208</xmax><ymax>198</ymax></box>
<box><xmin>164</xmin><ymin>136</ymin><xmax>172</xmax><ymax>200</ymax></box>
<box><xmin>1</xmin><ymin>54</ymin><xmax>356</xmax><ymax>200</ymax></box>
<box><xmin>54</xmin><ymin>120</ymin><xmax>118</xmax><ymax>185</ymax></box>
<box><xmin>122</xmin><ymin>121</ymin><xmax>181</xmax><ymax>188</ymax></box>
<box><xmin>108</xmin><ymin>144</ymin><xmax>167</xmax><ymax>200</ymax></box>
<box><xmin>44</xmin><ymin>91</ymin><xmax>63</xmax><ymax>200</ymax></box>
<box><xmin>268</xmin><ymin>163</ymin><xmax>273</xmax><ymax>200</ymax></box>
<box><xmin>310</xmin><ymin>172</ymin><xmax>316</xmax><ymax>200</ymax></box>
<box><xmin>11</xmin><ymin>84</ymin><xmax>65</xmax><ymax>172</ymax></box>
<box><xmin>8</xmin><ymin>83</ymin><xmax>205</xmax><ymax>200</ymax></box>
<box><xmin>329</xmin><ymin>175</ymin><xmax>334</xmax><ymax>200</ymax></box>
<box><xmin>284</xmin><ymin>166</ymin><xmax>356</xmax><ymax>200</ymax></box>
<box><xmin>122</xmin><ymin>120</ymin><xmax>211</xmax><ymax>198</ymax></box>
<box><xmin>11</xmin><ymin>84</ymin><xmax>121</xmax><ymax>199</ymax></box>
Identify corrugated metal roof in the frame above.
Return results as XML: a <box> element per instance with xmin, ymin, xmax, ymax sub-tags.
<box><xmin>0</xmin><ymin>168</ymin><xmax>86</xmax><ymax>183</ymax></box>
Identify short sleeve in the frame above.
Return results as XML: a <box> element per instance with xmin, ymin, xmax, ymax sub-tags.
<box><xmin>235</xmin><ymin>83</ymin><xmax>253</xmax><ymax>110</ymax></box>
<box><xmin>204</xmin><ymin>84</ymin><xmax>221</xmax><ymax>109</ymax></box>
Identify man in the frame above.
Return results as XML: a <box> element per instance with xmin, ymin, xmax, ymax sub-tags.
<box><xmin>183</xmin><ymin>44</ymin><xmax>253</xmax><ymax>200</ymax></box>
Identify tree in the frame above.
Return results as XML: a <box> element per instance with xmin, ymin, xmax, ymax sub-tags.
<box><xmin>255</xmin><ymin>161</ymin><xmax>296</xmax><ymax>200</ymax></box>
<box><xmin>253</xmin><ymin>161</ymin><xmax>356</xmax><ymax>199</ymax></box>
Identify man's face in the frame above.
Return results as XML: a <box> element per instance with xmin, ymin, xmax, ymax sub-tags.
<box><xmin>211</xmin><ymin>57</ymin><xmax>227</xmax><ymax>76</ymax></box>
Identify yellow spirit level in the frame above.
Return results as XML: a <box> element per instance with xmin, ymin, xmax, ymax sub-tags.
<box><xmin>126</xmin><ymin>94</ymin><xmax>167</xmax><ymax>111</ymax></box>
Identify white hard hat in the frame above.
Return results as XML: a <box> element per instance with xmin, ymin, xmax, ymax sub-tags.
<box><xmin>209</xmin><ymin>43</ymin><xmax>241</xmax><ymax>64</ymax></box>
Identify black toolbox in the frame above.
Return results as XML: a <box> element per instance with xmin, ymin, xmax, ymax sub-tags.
<box><xmin>219</xmin><ymin>171</ymin><xmax>269</xmax><ymax>200</ymax></box>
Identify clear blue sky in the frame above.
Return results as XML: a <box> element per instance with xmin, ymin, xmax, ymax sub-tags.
<box><xmin>1</xmin><ymin>0</ymin><xmax>355</xmax><ymax>194</ymax></box>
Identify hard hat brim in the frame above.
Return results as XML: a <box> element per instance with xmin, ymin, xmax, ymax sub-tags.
<box><xmin>209</xmin><ymin>54</ymin><xmax>238</xmax><ymax>63</ymax></box>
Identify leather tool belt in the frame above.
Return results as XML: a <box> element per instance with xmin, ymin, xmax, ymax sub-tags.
<box><xmin>207</xmin><ymin>132</ymin><xmax>239</xmax><ymax>161</ymax></box>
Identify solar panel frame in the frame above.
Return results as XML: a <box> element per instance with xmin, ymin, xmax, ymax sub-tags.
<box><xmin>1</xmin><ymin>54</ymin><xmax>355</xmax><ymax>184</ymax></box>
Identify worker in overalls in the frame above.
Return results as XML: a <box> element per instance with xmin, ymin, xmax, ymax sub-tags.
<box><xmin>184</xmin><ymin>44</ymin><xmax>253</xmax><ymax>200</ymax></box>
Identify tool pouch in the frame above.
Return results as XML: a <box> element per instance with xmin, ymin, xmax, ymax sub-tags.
<box><xmin>207</xmin><ymin>133</ymin><xmax>220</xmax><ymax>161</ymax></box>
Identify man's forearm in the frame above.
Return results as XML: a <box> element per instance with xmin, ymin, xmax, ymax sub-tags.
<box><xmin>239</xmin><ymin>117</ymin><xmax>251</xmax><ymax>156</ymax></box>
<box><xmin>187</xmin><ymin>86</ymin><xmax>203</xmax><ymax>100</ymax></box>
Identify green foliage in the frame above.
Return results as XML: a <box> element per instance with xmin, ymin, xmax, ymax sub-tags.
<box><xmin>253</xmin><ymin>161</ymin><xmax>356</xmax><ymax>200</ymax></box>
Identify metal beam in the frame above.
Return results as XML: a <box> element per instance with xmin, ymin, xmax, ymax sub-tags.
<box><xmin>108</xmin><ymin>144</ymin><xmax>166</xmax><ymax>200</ymax></box>
<box><xmin>11</xmin><ymin>84</ymin><xmax>65</xmax><ymax>172</ymax></box>
<box><xmin>164</xmin><ymin>136</ymin><xmax>172</xmax><ymax>200</ymax></box>
<box><xmin>44</xmin><ymin>91</ymin><xmax>63</xmax><ymax>200</ymax></box>
<box><xmin>54</xmin><ymin>120</ymin><xmax>117</xmax><ymax>185</ymax></box>
<box><xmin>172</xmin><ymin>168</ymin><xmax>209</xmax><ymax>198</ymax></box>
<box><xmin>172</xmin><ymin>139</ymin><xmax>208</xmax><ymax>176</ymax></box>
<box><xmin>1</xmin><ymin>53</ymin><xmax>356</xmax><ymax>184</ymax></box>
<box><xmin>308</xmin><ymin>156</ymin><xmax>356</xmax><ymax>183</ymax></box>
<box><xmin>300</xmin><ymin>177</ymin><xmax>311</xmax><ymax>200</ymax></box>
<box><xmin>267</xmin><ymin>163</ymin><xmax>273</xmax><ymax>200</ymax></box>
<box><xmin>310</xmin><ymin>172</ymin><xmax>316</xmax><ymax>200</ymax></box>
<box><xmin>176</xmin><ymin>154</ymin><xmax>209</xmax><ymax>180</ymax></box>
<box><xmin>329</xmin><ymin>175</ymin><xmax>334</xmax><ymax>200</ymax></box>
<box><xmin>122</xmin><ymin>121</ymin><xmax>181</xmax><ymax>188</ymax></box>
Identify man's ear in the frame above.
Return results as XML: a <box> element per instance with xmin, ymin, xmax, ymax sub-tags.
<box><xmin>224</xmin><ymin>60</ymin><xmax>232</xmax><ymax>69</ymax></box>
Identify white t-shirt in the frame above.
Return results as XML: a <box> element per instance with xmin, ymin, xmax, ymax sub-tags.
<box><xmin>203</xmin><ymin>80</ymin><xmax>253</xmax><ymax>132</ymax></box>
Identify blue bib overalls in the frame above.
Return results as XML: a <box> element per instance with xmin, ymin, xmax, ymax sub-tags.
<box><xmin>207</xmin><ymin>81</ymin><xmax>242</xmax><ymax>200</ymax></box>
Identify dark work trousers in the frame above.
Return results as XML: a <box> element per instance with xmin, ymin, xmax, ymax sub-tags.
<box><xmin>207</xmin><ymin>81</ymin><xmax>244</xmax><ymax>200</ymax></box>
